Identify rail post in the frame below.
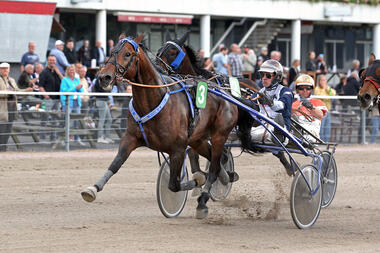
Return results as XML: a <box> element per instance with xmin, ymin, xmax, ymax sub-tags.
<box><xmin>65</xmin><ymin>95</ymin><xmax>70</xmax><ymax>151</ymax></box>
<box><xmin>361</xmin><ymin>109</ymin><xmax>366</xmax><ymax>144</ymax></box>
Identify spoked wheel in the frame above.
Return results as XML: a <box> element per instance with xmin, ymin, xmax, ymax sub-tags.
<box><xmin>206</xmin><ymin>147</ymin><xmax>235</xmax><ymax>201</ymax></box>
<box><xmin>290</xmin><ymin>164</ymin><xmax>322</xmax><ymax>229</ymax></box>
<box><xmin>320</xmin><ymin>151</ymin><xmax>338</xmax><ymax>208</ymax></box>
<box><xmin>156</xmin><ymin>159</ymin><xmax>188</xmax><ymax>218</ymax></box>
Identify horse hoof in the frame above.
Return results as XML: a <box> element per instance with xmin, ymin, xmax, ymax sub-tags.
<box><xmin>81</xmin><ymin>186</ymin><xmax>97</xmax><ymax>202</ymax></box>
<box><xmin>192</xmin><ymin>172</ymin><xmax>206</xmax><ymax>186</ymax></box>
<box><xmin>228</xmin><ymin>171</ymin><xmax>239</xmax><ymax>183</ymax></box>
<box><xmin>196</xmin><ymin>207</ymin><xmax>208</xmax><ymax>219</ymax></box>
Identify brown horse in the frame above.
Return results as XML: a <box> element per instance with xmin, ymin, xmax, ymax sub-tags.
<box><xmin>81</xmin><ymin>34</ymin><xmax>248</xmax><ymax>219</ymax></box>
<box><xmin>156</xmin><ymin>33</ymin><xmax>260</xmax><ymax>153</ymax></box>
<box><xmin>358</xmin><ymin>58</ymin><xmax>380</xmax><ymax>111</ymax></box>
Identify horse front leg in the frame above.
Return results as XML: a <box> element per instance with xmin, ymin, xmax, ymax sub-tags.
<box><xmin>81</xmin><ymin>134</ymin><xmax>140</xmax><ymax>202</ymax></box>
<box><xmin>168</xmin><ymin>151</ymin><xmax>186</xmax><ymax>192</ymax></box>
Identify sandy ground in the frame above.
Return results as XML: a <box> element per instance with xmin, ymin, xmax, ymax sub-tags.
<box><xmin>1</xmin><ymin>145</ymin><xmax>380</xmax><ymax>252</ymax></box>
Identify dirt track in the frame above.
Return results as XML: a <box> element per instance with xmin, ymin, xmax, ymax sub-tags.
<box><xmin>1</xmin><ymin>145</ymin><xmax>380</xmax><ymax>252</ymax></box>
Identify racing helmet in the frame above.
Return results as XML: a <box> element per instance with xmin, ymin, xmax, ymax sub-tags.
<box><xmin>259</xmin><ymin>59</ymin><xmax>283</xmax><ymax>79</ymax></box>
<box><xmin>295</xmin><ymin>74</ymin><xmax>315</xmax><ymax>87</ymax></box>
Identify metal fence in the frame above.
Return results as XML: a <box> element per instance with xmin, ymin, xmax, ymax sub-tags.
<box><xmin>0</xmin><ymin>91</ymin><xmax>378</xmax><ymax>152</ymax></box>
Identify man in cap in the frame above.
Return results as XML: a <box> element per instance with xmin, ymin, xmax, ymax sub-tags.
<box><xmin>49</xmin><ymin>40</ymin><xmax>70</xmax><ymax>75</ymax></box>
<box><xmin>0</xmin><ymin>63</ymin><xmax>19</xmax><ymax>151</ymax></box>
<box><xmin>292</xmin><ymin>74</ymin><xmax>327</xmax><ymax>141</ymax></box>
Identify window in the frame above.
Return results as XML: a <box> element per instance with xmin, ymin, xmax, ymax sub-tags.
<box><xmin>325</xmin><ymin>40</ymin><xmax>345</xmax><ymax>71</ymax></box>
<box><xmin>356</xmin><ymin>41</ymin><xmax>372</xmax><ymax>68</ymax></box>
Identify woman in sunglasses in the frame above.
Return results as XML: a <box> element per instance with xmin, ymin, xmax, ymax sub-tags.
<box><xmin>292</xmin><ymin>74</ymin><xmax>327</xmax><ymax>141</ymax></box>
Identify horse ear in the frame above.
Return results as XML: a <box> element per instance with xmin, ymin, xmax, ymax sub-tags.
<box><xmin>359</xmin><ymin>68</ymin><xmax>366</xmax><ymax>80</ymax></box>
<box><xmin>118</xmin><ymin>32</ymin><xmax>126</xmax><ymax>41</ymax></box>
<box><xmin>135</xmin><ymin>33</ymin><xmax>144</xmax><ymax>43</ymax></box>
<box><xmin>177</xmin><ymin>31</ymin><xmax>191</xmax><ymax>46</ymax></box>
<box><xmin>165</xmin><ymin>30</ymin><xmax>172</xmax><ymax>41</ymax></box>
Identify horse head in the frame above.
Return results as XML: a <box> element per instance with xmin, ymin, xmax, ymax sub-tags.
<box><xmin>157</xmin><ymin>31</ymin><xmax>191</xmax><ymax>72</ymax></box>
<box><xmin>357</xmin><ymin>60</ymin><xmax>380</xmax><ymax>110</ymax></box>
<box><xmin>98</xmin><ymin>34</ymin><xmax>144</xmax><ymax>90</ymax></box>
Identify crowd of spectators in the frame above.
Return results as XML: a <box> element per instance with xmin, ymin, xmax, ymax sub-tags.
<box><xmin>0</xmin><ymin>38</ymin><xmax>130</xmax><ymax>151</ymax></box>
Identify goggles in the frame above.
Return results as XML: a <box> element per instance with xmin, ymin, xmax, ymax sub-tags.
<box><xmin>297</xmin><ymin>86</ymin><xmax>313</xmax><ymax>91</ymax></box>
<box><xmin>259</xmin><ymin>72</ymin><xmax>273</xmax><ymax>79</ymax></box>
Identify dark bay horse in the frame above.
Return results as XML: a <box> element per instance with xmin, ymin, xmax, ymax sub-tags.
<box><xmin>81</xmin><ymin>34</ymin><xmax>249</xmax><ymax>219</ymax></box>
<box><xmin>358</xmin><ymin>59</ymin><xmax>380</xmax><ymax>112</ymax></box>
<box><xmin>156</xmin><ymin>33</ymin><xmax>259</xmax><ymax>153</ymax></box>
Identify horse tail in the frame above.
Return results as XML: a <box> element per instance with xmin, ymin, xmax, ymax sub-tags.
<box><xmin>234</xmin><ymin>98</ymin><xmax>261</xmax><ymax>153</ymax></box>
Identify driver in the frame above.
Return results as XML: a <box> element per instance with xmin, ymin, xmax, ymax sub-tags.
<box><xmin>250</xmin><ymin>59</ymin><xmax>293</xmax><ymax>143</ymax></box>
<box><xmin>292</xmin><ymin>74</ymin><xmax>327</xmax><ymax>141</ymax></box>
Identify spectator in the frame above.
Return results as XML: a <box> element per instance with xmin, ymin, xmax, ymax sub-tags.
<box><xmin>197</xmin><ymin>49</ymin><xmax>205</xmax><ymax>64</ymax></box>
<box><xmin>38</xmin><ymin>55</ymin><xmax>63</xmax><ymax>141</ymax></box>
<box><xmin>121</xmin><ymin>84</ymin><xmax>132</xmax><ymax>131</ymax></box>
<box><xmin>227</xmin><ymin>43</ymin><xmax>243</xmax><ymax>78</ymax></box>
<box><xmin>292</xmin><ymin>74</ymin><xmax>328</xmax><ymax>141</ymax></box>
<box><xmin>254</xmin><ymin>56</ymin><xmax>263</xmax><ymax>81</ymax></box>
<box><xmin>63</xmin><ymin>39</ymin><xmax>78</xmax><ymax>64</ymax></box>
<box><xmin>270</xmin><ymin>51</ymin><xmax>281</xmax><ymax>62</ymax></box>
<box><xmin>335</xmin><ymin>75</ymin><xmax>347</xmax><ymax>95</ymax></box>
<box><xmin>77</xmin><ymin>40</ymin><xmax>91</xmax><ymax>67</ymax></box>
<box><xmin>0</xmin><ymin>62</ymin><xmax>19</xmax><ymax>151</ymax></box>
<box><xmin>50</xmin><ymin>40</ymin><xmax>70</xmax><ymax>75</ymax></box>
<box><xmin>203</xmin><ymin>57</ymin><xmax>214</xmax><ymax>71</ymax></box>
<box><xmin>78</xmin><ymin>66</ymin><xmax>91</xmax><ymax>115</ymax></box>
<box><xmin>314</xmin><ymin>74</ymin><xmax>336</xmax><ymax>142</ymax></box>
<box><xmin>93</xmin><ymin>78</ymin><xmax>114</xmax><ymax>144</ymax></box>
<box><xmin>343</xmin><ymin>72</ymin><xmax>361</xmax><ymax>108</ymax></box>
<box><xmin>107</xmin><ymin>39</ymin><xmax>114</xmax><ymax>57</ymax></box>
<box><xmin>20</xmin><ymin>42</ymin><xmax>40</xmax><ymax>72</ymax></box>
<box><xmin>288</xmin><ymin>59</ymin><xmax>300</xmax><ymax>85</ymax></box>
<box><xmin>260</xmin><ymin>47</ymin><xmax>269</xmax><ymax>61</ymax></box>
<box><xmin>241</xmin><ymin>45</ymin><xmax>256</xmax><ymax>80</ymax></box>
<box><xmin>212</xmin><ymin>46</ymin><xmax>228</xmax><ymax>75</ymax></box>
<box><xmin>91</xmin><ymin>40</ymin><xmax>106</xmax><ymax>67</ymax></box>
<box><xmin>17</xmin><ymin>64</ymin><xmax>37</xmax><ymax>90</ymax></box>
<box><xmin>316</xmin><ymin>54</ymin><xmax>327</xmax><ymax>74</ymax></box>
<box><xmin>369</xmin><ymin>106</ymin><xmax>379</xmax><ymax>144</ymax></box>
<box><xmin>347</xmin><ymin>59</ymin><xmax>360</xmax><ymax>81</ymax></box>
<box><xmin>34</xmin><ymin>63</ymin><xmax>43</xmax><ymax>79</ymax></box>
<box><xmin>305</xmin><ymin>51</ymin><xmax>316</xmax><ymax>71</ymax></box>
<box><xmin>60</xmin><ymin>65</ymin><xmax>85</xmax><ymax>146</ymax></box>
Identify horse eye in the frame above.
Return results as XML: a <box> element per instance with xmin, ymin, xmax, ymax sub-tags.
<box><xmin>125</xmin><ymin>52</ymin><xmax>131</xmax><ymax>57</ymax></box>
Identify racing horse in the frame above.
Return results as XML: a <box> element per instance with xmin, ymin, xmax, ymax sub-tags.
<box><xmin>81</xmin><ymin>34</ymin><xmax>249</xmax><ymax>219</ymax></box>
<box><xmin>358</xmin><ymin>57</ymin><xmax>380</xmax><ymax>112</ymax></box>
<box><xmin>156</xmin><ymin>32</ymin><xmax>259</xmax><ymax>154</ymax></box>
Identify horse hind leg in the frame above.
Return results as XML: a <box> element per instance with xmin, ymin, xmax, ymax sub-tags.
<box><xmin>81</xmin><ymin>134</ymin><xmax>139</xmax><ymax>202</ymax></box>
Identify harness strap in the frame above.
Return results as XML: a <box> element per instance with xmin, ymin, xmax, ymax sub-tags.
<box><xmin>171</xmin><ymin>76</ymin><xmax>195</xmax><ymax>118</ymax></box>
<box><xmin>129</xmin><ymin>93</ymin><xmax>170</xmax><ymax>147</ymax></box>
<box><xmin>166</xmin><ymin>41</ymin><xmax>186</xmax><ymax>70</ymax></box>
<box><xmin>365</xmin><ymin>77</ymin><xmax>380</xmax><ymax>92</ymax></box>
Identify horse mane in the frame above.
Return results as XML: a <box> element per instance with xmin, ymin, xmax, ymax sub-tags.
<box><xmin>139</xmin><ymin>42</ymin><xmax>168</xmax><ymax>75</ymax></box>
<box><xmin>183</xmin><ymin>44</ymin><xmax>214</xmax><ymax>79</ymax></box>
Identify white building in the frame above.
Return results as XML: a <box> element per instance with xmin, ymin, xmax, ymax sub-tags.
<box><xmin>2</xmin><ymin>0</ymin><xmax>380</xmax><ymax>71</ymax></box>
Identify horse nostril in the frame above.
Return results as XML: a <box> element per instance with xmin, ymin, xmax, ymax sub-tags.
<box><xmin>104</xmin><ymin>75</ymin><xmax>112</xmax><ymax>82</ymax></box>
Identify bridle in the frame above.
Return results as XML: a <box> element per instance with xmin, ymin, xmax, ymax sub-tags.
<box><xmin>105</xmin><ymin>37</ymin><xmax>139</xmax><ymax>84</ymax></box>
<box><xmin>157</xmin><ymin>41</ymin><xmax>186</xmax><ymax>70</ymax></box>
<box><xmin>363</xmin><ymin>77</ymin><xmax>380</xmax><ymax>104</ymax></box>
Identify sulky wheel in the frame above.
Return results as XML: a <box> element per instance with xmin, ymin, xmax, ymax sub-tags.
<box><xmin>206</xmin><ymin>147</ymin><xmax>235</xmax><ymax>201</ymax></box>
<box><xmin>290</xmin><ymin>164</ymin><xmax>322</xmax><ymax>229</ymax></box>
<box><xmin>320</xmin><ymin>151</ymin><xmax>338</xmax><ymax>208</ymax></box>
<box><xmin>156</xmin><ymin>159</ymin><xmax>188</xmax><ymax>218</ymax></box>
